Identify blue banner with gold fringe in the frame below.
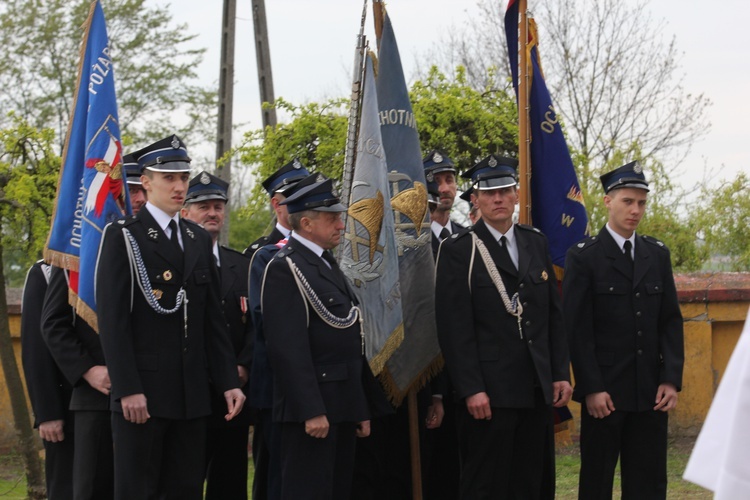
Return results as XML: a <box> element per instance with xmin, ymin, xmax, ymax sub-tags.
<box><xmin>45</xmin><ymin>0</ymin><xmax>128</xmax><ymax>330</ymax></box>
<box><xmin>374</xmin><ymin>10</ymin><xmax>441</xmax><ymax>405</ymax></box>
<box><xmin>505</xmin><ymin>0</ymin><xmax>589</xmax><ymax>275</ymax></box>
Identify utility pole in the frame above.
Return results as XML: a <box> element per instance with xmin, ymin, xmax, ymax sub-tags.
<box><xmin>252</xmin><ymin>0</ymin><xmax>277</xmax><ymax>130</ymax></box>
<box><xmin>216</xmin><ymin>0</ymin><xmax>236</xmax><ymax>245</ymax></box>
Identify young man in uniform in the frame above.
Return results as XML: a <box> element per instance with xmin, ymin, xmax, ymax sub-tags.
<box><xmin>563</xmin><ymin>161</ymin><xmax>684</xmax><ymax>499</ymax></box>
<box><xmin>96</xmin><ymin>135</ymin><xmax>245</xmax><ymax>500</ymax></box>
<box><xmin>435</xmin><ymin>154</ymin><xmax>571</xmax><ymax>499</ymax></box>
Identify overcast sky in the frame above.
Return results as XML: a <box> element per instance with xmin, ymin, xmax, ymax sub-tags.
<box><xmin>156</xmin><ymin>0</ymin><xmax>747</xmax><ymax>192</ymax></box>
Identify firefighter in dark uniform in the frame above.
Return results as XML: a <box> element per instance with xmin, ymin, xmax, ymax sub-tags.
<box><xmin>563</xmin><ymin>161</ymin><xmax>684</xmax><ymax>499</ymax></box>
<box><xmin>42</xmin><ymin>265</ymin><xmax>115</xmax><ymax>500</ymax></box>
<box><xmin>261</xmin><ymin>175</ymin><xmax>391</xmax><ymax>500</ymax></box>
<box><xmin>123</xmin><ymin>153</ymin><xmax>147</xmax><ymax>215</ymax></box>
<box><xmin>244</xmin><ymin>158</ymin><xmax>310</xmax><ymax>256</ymax></box>
<box><xmin>435</xmin><ymin>154</ymin><xmax>572</xmax><ymax>499</ymax></box>
<box><xmin>22</xmin><ymin>260</ymin><xmax>74</xmax><ymax>500</ymax></box>
<box><xmin>95</xmin><ymin>135</ymin><xmax>245</xmax><ymax>500</ymax></box>
<box><xmin>246</xmin><ymin>162</ymin><xmax>310</xmax><ymax>500</ymax></box>
<box><xmin>422</xmin><ymin>149</ymin><xmax>462</xmax><ymax>500</ymax></box>
<box><xmin>424</xmin><ymin>149</ymin><xmax>464</xmax><ymax>257</ymax></box>
<box><xmin>181</xmin><ymin>170</ymin><xmax>253</xmax><ymax>499</ymax></box>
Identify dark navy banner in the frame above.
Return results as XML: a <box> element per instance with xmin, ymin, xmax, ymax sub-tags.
<box><xmin>505</xmin><ymin>0</ymin><xmax>589</xmax><ymax>273</ymax></box>
<box><xmin>375</xmin><ymin>11</ymin><xmax>441</xmax><ymax>404</ymax></box>
<box><xmin>45</xmin><ymin>0</ymin><xmax>128</xmax><ymax>330</ymax></box>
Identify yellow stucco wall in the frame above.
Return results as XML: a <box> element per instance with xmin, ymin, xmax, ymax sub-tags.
<box><xmin>1</xmin><ymin>314</ymin><xmax>30</xmax><ymax>451</ymax></box>
<box><xmin>560</xmin><ymin>299</ymin><xmax>749</xmax><ymax>441</ymax></box>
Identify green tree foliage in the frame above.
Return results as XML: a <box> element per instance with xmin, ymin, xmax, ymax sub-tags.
<box><xmin>0</xmin><ymin>114</ymin><xmax>57</xmax><ymax>498</ymax></box>
<box><xmin>234</xmin><ymin>98</ymin><xmax>350</xmax><ymax>242</ymax></box>
<box><xmin>410</xmin><ymin>66</ymin><xmax>517</xmax><ymax>174</ymax></box>
<box><xmin>0</xmin><ymin>0</ymin><xmax>216</xmax><ymax>149</ymax></box>
<box><xmin>0</xmin><ymin>115</ymin><xmax>60</xmax><ymax>285</ymax></box>
<box><xmin>696</xmin><ymin>172</ymin><xmax>750</xmax><ymax>271</ymax></box>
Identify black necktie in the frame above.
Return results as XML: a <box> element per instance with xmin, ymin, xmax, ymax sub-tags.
<box><xmin>321</xmin><ymin>250</ymin><xmax>339</xmax><ymax>269</ymax></box>
<box><xmin>168</xmin><ymin>219</ymin><xmax>182</xmax><ymax>253</ymax></box>
<box><xmin>499</xmin><ymin>235</ymin><xmax>517</xmax><ymax>271</ymax></box>
<box><xmin>322</xmin><ymin>250</ymin><xmax>348</xmax><ymax>290</ymax></box>
<box><xmin>439</xmin><ymin>227</ymin><xmax>451</xmax><ymax>241</ymax></box>
<box><xmin>623</xmin><ymin>240</ymin><xmax>633</xmax><ymax>263</ymax></box>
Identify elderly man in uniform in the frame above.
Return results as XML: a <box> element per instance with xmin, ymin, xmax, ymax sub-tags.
<box><xmin>181</xmin><ymin>171</ymin><xmax>253</xmax><ymax>499</ymax></box>
<box><xmin>435</xmin><ymin>154</ymin><xmax>571</xmax><ymax>499</ymax></box>
<box><xmin>261</xmin><ymin>175</ymin><xmax>391</xmax><ymax>500</ymax></box>
<box><xmin>123</xmin><ymin>153</ymin><xmax>147</xmax><ymax>215</ymax></box>
<box><xmin>563</xmin><ymin>161</ymin><xmax>684</xmax><ymax>499</ymax></box>
<box><xmin>22</xmin><ymin>260</ymin><xmax>75</xmax><ymax>500</ymax></box>
<box><xmin>244</xmin><ymin>158</ymin><xmax>310</xmax><ymax>255</ymax></box>
<box><xmin>96</xmin><ymin>135</ymin><xmax>245</xmax><ymax>500</ymax></box>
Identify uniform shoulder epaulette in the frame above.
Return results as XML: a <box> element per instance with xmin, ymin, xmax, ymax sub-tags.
<box><xmin>117</xmin><ymin>215</ymin><xmax>138</xmax><ymax>227</ymax></box>
<box><xmin>516</xmin><ymin>223</ymin><xmax>543</xmax><ymax>235</ymax></box>
<box><xmin>571</xmin><ymin>235</ymin><xmax>599</xmax><ymax>253</ymax></box>
<box><xmin>182</xmin><ymin>218</ymin><xmax>201</xmax><ymax>228</ymax></box>
<box><xmin>274</xmin><ymin>243</ymin><xmax>296</xmax><ymax>260</ymax></box>
<box><xmin>446</xmin><ymin>227</ymin><xmax>472</xmax><ymax>243</ymax></box>
<box><xmin>244</xmin><ymin>235</ymin><xmax>272</xmax><ymax>255</ymax></box>
<box><xmin>641</xmin><ymin>234</ymin><xmax>669</xmax><ymax>251</ymax></box>
<box><xmin>220</xmin><ymin>245</ymin><xmax>249</xmax><ymax>259</ymax></box>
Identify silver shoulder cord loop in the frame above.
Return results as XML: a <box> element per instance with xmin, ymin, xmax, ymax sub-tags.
<box><xmin>470</xmin><ymin>232</ymin><xmax>524</xmax><ymax>339</ymax></box>
<box><xmin>122</xmin><ymin>227</ymin><xmax>187</xmax><ymax>315</ymax></box>
<box><xmin>285</xmin><ymin>256</ymin><xmax>365</xmax><ymax>355</ymax></box>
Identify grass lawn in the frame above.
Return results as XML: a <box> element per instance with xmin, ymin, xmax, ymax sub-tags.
<box><xmin>0</xmin><ymin>438</ymin><xmax>711</xmax><ymax>498</ymax></box>
<box><xmin>555</xmin><ymin>437</ymin><xmax>712</xmax><ymax>499</ymax></box>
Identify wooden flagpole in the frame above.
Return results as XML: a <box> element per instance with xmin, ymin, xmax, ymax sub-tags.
<box><xmin>337</xmin><ymin>0</ymin><xmax>368</xmax><ymax>260</ymax></box>
<box><xmin>372</xmin><ymin>4</ymin><xmax>423</xmax><ymax>499</ymax></box>
<box><xmin>517</xmin><ymin>0</ymin><xmax>531</xmax><ymax>225</ymax></box>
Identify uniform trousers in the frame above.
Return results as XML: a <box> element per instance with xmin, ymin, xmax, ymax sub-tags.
<box><xmin>111</xmin><ymin>413</ymin><xmax>206</xmax><ymax>500</ymax></box>
<box><xmin>422</xmin><ymin>400</ymin><xmax>460</xmax><ymax>500</ymax></box>
<box><xmin>252</xmin><ymin>409</ymin><xmax>282</xmax><ymax>500</ymax></box>
<box><xmin>205</xmin><ymin>424</ymin><xmax>249</xmax><ymax>500</ymax></box>
<box><xmin>43</xmin><ymin>425</ymin><xmax>74</xmax><ymax>500</ymax></box>
<box><xmin>73</xmin><ymin>411</ymin><xmax>114</xmax><ymax>500</ymax></box>
<box><xmin>280</xmin><ymin>421</ymin><xmax>357</xmax><ymax>500</ymax></box>
<box><xmin>456</xmin><ymin>389</ymin><xmax>551</xmax><ymax>500</ymax></box>
<box><xmin>579</xmin><ymin>405</ymin><xmax>668</xmax><ymax>499</ymax></box>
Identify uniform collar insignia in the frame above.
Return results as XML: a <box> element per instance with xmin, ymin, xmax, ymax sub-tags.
<box><xmin>185</xmin><ymin>225</ymin><xmax>195</xmax><ymax>239</ymax></box>
<box><xmin>147</xmin><ymin>227</ymin><xmax>159</xmax><ymax>240</ymax></box>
